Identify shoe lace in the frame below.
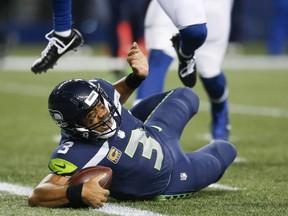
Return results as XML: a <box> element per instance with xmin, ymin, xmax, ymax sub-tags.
<box><xmin>187</xmin><ymin>57</ymin><xmax>196</xmax><ymax>73</ymax></box>
<box><xmin>41</xmin><ymin>31</ymin><xmax>67</xmax><ymax>57</ymax></box>
<box><xmin>180</xmin><ymin>57</ymin><xmax>196</xmax><ymax>77</ymax></box>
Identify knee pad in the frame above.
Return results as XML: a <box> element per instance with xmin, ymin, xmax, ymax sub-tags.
<box><xmin>173</xmin><ymin>88</ymin><xmax>199</xmax><ymax>115</ymax></box>
<box><xmin>192</xmin><ymin>154</ymin><xmax>221</xmax><ymax>189</ymax></box>
<box><xmin>179</xmin><ymin>24</ymin><xmax>207</xmax><ymax>52</ymax></box>
<box><xmin>213</xmin><ymin>140</ymin><xmax>237</xmax><ymax>168</ymax></box>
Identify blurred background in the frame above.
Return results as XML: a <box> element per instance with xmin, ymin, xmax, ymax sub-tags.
<box><xmin>0</xmin><ymin>0</ymin><xmax>288</xmax><ymax>75</ymax></box>
<box><xmin>1</xmin><ymin>0</ymin><xmax>288</xmax><ymax>59</ymax></box>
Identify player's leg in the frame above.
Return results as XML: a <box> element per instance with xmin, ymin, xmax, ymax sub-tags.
<box><xmin>201</xmin><ymin>74</ymin><xmax>230</xmax><ymax>140</ymax></box>
<box><xmin>158</xmin><ymin>140</ymin><xmax>237</xmax><ymax>199</ymax></box>
<box><xmin>144</xmin><ymin>87</ymin><xmax>199</xmax><ymax>140</ymax></box>
<box><xmin>157</xmin><ymin>0</ymin><xmax>207</xmax><ymax>87</ymax></box>
<box><xmin>132</xmin><ymin>88</ymin><xmax>199</xmax><ymax>137</ymax></box>
<box><xmin>135</xmin><ymin>0</ymin><xmax>177</xmax><ymax>103</ymax></box>
<box><xmin>31</xmin><ymin>0</ymin><xmax>83</xmax><ymax>74</ymax></box>
<box><xmin>187</xmin><ymin>140</ymin><xmax>237</xmax><ymax>185</ymax></box>
<box><xmin>136</xmin><ymin>50</ymin><xmax>173</xmax><ymax>102</ymax></box>
<box><xmin>52</xmin><ymin>0</ymin><xmax>72</xmax><ymax>35</ymax></box>
<box><xmin>130</xmin><ymin>91</ymin><xmax>171</xmax><ymax>122</ymax></box>
<box><xmin>196</xmin><ymin>0</ymin><xmax>234</xmax><ymax>140</ymax></box>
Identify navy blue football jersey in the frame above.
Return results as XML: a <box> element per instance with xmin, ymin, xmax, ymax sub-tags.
<box><xmin>49</xmin><ymin>78</ymin><xmax>173</xmax><ymax>200</ymax></box>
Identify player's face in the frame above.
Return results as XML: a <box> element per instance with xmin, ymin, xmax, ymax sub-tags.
<box><xmin>80</xmin><ymin>101</ymin><xmax>113</xmax><ymax>133</ymax></box>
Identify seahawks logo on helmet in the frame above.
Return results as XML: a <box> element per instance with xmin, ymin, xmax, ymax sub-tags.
<box><xmin>49</xmin><ymin>109</ymin><xmax>68</xmax><ymax>128</ymax></box>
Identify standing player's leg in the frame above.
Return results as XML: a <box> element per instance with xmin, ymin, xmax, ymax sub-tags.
<box><xmin>157</xmin><ymin>0</ymin><xmax>207</xmax><ymax>87</ymax></box>
<box><xmin>136</xmin><ymin>0</ymin><xmax>233</xmax><ymax>141</ymax></box>
<box><xmin>200</xmin><ymin>74</ymin><xmax>230</xmax><ymax>140</ymax></box>
<box><xmin>135</xmin><ymin>0</ymin><xmax>176</xmax><ymax>103</ymax></box>
<box><xmin>196</xmin><ymin>0</ymin><xmax>234</xmax><ymax>140</ymax></box>
<box><xmin>135</xmin><ymin>50</ymin><xmax>173</xmax><ymax>102</ymax></box>
<box><xmin>31</xmin><ymin>0</ymin><xmax>84</xmax><ymax>74</ymax></box>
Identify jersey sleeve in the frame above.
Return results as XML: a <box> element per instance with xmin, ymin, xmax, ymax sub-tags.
<box><xmin>48</xmin><ymin>136</ymin><xmax>108</xmax><ymax>176</ymax></box>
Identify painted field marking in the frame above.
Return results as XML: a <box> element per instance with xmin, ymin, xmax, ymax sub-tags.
<box><xmin>0</xmin><ymin>182</ymin><xmax>165</xmax><ymax>216</ymax></box>
<box><xmin>0</xmin><ymin>82</ymin><xmax>50</xmax><ymax>97</ymax></box>
<box><xmin>2</xmin><ymin>55</ymin><xmax>288</xmax><ymax>71</ymax></box>
<box><xmin>199</xmin><ymin>101</ymin><xmax>288</xmax><ymax>118</ymax></box>
<box><xmin>233</xmin><ymin>157</ymin><xmax>247</xmax><ymax>163</ymax></box>
<box><xmin>0</xmin><ymin>182</ymin><xmax>32</xmax><ymax>196</ymax></box>
<box><xmin>2</xmin><ymin>81</ymin><xmax>287</xmax><ymax>119</ymax></box>
<box><xmin>208</xmin><ymin>183</ymin><xmax>242</xmax><ymax>191</ymax></box>
<box><xmin>0</xmin><ymin>181</ymin><xmax>241</xmax><ymax>215</ymax></box>
<box><xmin>93</xmin><ymin>203</ymin><xmax>165</xmax><ymax>216</ymax></box>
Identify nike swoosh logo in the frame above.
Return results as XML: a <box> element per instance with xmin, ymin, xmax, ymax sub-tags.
<box><xmin>55</xmin><ymin>163</ymin><xmax>66</xmax><ymax>169</ymax></box>
<box><xmin>57</xmin><ymin>36</ymin><xmax>77</xmax><ymax>55</ymax></box>
<box><xmin>151</xmin><ymin>125</ymin><xmax>162</xmax><ymax>132</ymax></box>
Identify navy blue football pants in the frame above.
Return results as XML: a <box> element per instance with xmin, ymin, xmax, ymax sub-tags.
<box><xmin>131</xmin><ymin>87</ymin><xmax>237</xmax><ymax>194</ymax></box>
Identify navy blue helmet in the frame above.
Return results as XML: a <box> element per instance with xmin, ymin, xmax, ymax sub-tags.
<box><xmin>48</xmin><ymin>79</ymin><xmax>121</xmax><ymax>141</ymax></box>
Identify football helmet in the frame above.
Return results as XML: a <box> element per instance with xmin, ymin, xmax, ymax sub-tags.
<box><xmin>48</xmin><ymin>79</ymin><xmax>121</xmax><ymax>141</ymax></box>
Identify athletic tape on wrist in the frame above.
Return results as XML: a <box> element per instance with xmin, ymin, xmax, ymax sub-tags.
<box><xmin>125</xmin><ymin>73</ymin><xmax>145</xmax><ymax>89</ymax></box>
<box><xmin>66</xmin><ymin>183</ymin><xmax>87</xmax><ymax>208</ymax></box>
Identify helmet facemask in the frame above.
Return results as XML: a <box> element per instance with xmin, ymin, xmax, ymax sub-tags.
<box><xmin>76</xmin><ymin>93</ymin><xmax>120</xmax><ymax>140</ymax></box>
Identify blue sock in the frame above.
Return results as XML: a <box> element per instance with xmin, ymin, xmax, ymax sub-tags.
<box><xmin>52</xmin><ymin>0</ymin><xmax>72</xmax><ymax>32</ymax></box>
<box><xmin>201</xmin><ymin>73</ymin><xmax>230</xmax><ymax>140</ymax></box>
<box><xmin>200</xmin><ymin>73</ymin><xmax>228</xmax><ymax>111</ymax></box>
<box><xmin>136</xmin><ymin>49</ymin><xmax>173</xmax><ymax>100</ymax></box>
<box><xmin>179</xmin><ymin>23</ymin><xmax>207</xmax><ymax>57</ymax></box>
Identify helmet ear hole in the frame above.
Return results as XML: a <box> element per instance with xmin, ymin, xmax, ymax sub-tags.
<box><xmin>81</xmin><ymin>131</ymin><xmax>89</xmax><ymax>139</ymax></box>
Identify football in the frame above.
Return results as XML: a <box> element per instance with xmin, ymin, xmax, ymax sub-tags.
<box><xmin>68</xmin><ymin>166</ymin><xmax>113</xmax><ymax>189</ymax></box>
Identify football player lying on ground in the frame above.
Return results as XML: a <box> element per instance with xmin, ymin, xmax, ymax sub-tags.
<box><xmin>28</xmin><ymin>42</ymin><xmax>237</xmax><ymax>208</ymax></box>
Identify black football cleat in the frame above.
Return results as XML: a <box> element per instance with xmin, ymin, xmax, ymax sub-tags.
<box><xmin>171</xmin><ymin>33</ymin><xmax>197</xmax><ymax>88</ymax></box>
<box><xmin>31</xmin><ymin>29</ymin><xmax>84</xmax><ymax>74</ymax></box>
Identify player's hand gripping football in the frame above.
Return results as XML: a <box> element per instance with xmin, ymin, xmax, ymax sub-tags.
<box><xmin>81</xmin><ymin>174</ymin><xmax>110</xmax><ymax>208</ymax></box>
<box><xmin>127</xmin><ymin>42</ymin><xmax>149</xmax><ymax>79</ymax></box>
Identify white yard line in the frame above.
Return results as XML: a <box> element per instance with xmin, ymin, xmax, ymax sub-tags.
<box><xmin>208</xmin><ymin>183</ymin><xmax>242</xmax><ymax>191</ymax></box>
<box><xmin>0</xmin><ymin>82</ymin><xmax>50</xmax><ymax>97</ymax></box>
<box><xmin>199</xmin><ymin>101</ymin><xmax>288</xmax><ymax>118</ymax></box>
<box><xmin>1</xmin><ymin>81</ymin><xmax>287</xmax><ymax>119</ymax></box>
<box><xmin>0</xmin><ymin>182</ymin><xmax>165</xmax><ymax>216</ymax></box>
<box><xmin>233</xmin><ymin>157</ymin><xmax>247</xmax><ymax>163</ymax></box>
<box><xmin>92</xmin><ymin>203</ymin><xmax>165</xmax><ymax>216</ymax></box>
<box><xmin>0</xmin><ymin>182</ymin><xmax>32</xmax><ymax>196</ymax></box>
<box><xmin>1</xmin><ymin>56</ymin><xmax>128</xmax><ymax>72</ymax></box>
<box><xmin>0</xmin><ymin>181</ymin><xmax>241</xmax><ymax>215</ymax></box>
<box><xmin>1</xmin><ymin>55</ymin><xmax>288</xmax><ymax>71</ymax></box>
<box><xmin>0</xmin><ymin>182</ymin><xmax>240</xmax><ymax>216</ymax></box>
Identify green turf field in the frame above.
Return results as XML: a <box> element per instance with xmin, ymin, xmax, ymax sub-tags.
<box><xmin>0</xmin><ymin>66</ymin><xmax>288</xmax><ymax>216</ymax></box>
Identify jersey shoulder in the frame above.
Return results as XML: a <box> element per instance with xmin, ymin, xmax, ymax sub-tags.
<box><xmin>48</xmin><ymin>138</ymin><xmax>105</xmax><ymax>176</ymax></box>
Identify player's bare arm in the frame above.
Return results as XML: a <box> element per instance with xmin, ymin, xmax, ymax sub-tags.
<box><xmin>113</xmin><ymin>42</ymin><xmax>149</xmax><ymax>104</ymax></box>
<box><xmin>28</xmin><ymin>174</ymin><xmax>70</xmax><ymax>207</ymax></box>
<box><xmin>28</xmin><ymin>173</ymin><xmax>109</xmax><ymax>208</ymax></box>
